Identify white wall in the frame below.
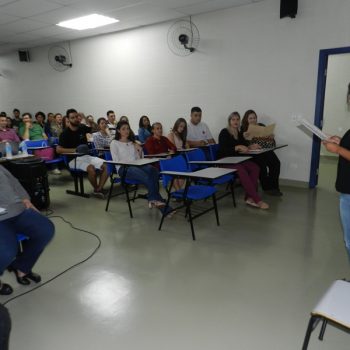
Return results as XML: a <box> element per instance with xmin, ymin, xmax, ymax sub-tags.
<box><xmin>322</xmin><ymin>53</ymin><xmax>350</xmax><ymax>156</ymax></box>
<box><xmin>1</xmin><ymin>0</ymin><xmax>350</xmax><ymax>182</ymax></box>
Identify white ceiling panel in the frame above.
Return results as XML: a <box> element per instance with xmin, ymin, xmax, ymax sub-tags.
<box><xmin>0</xmin><ymin>0</ymin><xmax>18</xmax><ymax>6</ymax></box>
<box><xmin>0</xmin><ymin>0</ymin><xmax>264</xmax><ymax>54</ymax></box>
<box><xmin>71</xmin><ymin>0</ymin><xmax>143</xmax><ymax>12</ymax></box>
<box><xmin>0</xmin><ymin>0</ymin><xmax>63</xmax><ymax>17</ymax></box>
<box><xmin>0</xmin><ymin>11</ymin><xmax>20</xmax><ymax>24</ymax></box>
<box><xmin>0</xmin><ymin>18</ymin><xmax>50</xmax><ymax>34</ymax></box>
<box><xmin>28</xmin><ymin>6</ymin><xmax>88</xmax><ymax>24</ymax></box>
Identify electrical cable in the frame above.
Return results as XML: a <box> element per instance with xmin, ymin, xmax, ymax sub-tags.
<box><xmin>3</xmin><ymin>212</ymin><xmax>101</xmax><ymax>306</ymax></box>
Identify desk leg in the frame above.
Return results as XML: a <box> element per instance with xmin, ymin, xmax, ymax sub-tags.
<box><xmin>158</xmin><ymin>177</ymin><xmax>174</xmax><ymax>231</ymax></box>
<box><xmin>302</xmin><ymin>316</ymin><xmax>320</xmax><ymax>350</ymax></box>
<box><xmin>186</xmin><ymin>200</ymin><xmax>196</xmax><ymax>241</ymax></box>
<box><xmin>105</xmin><ymin>175</ymin><xmax>114</xmax><ymax>212</ymax></box>
<box><xmin>212</xmin><ymin>194</ymin><xmax>220</xmax><ymax>226</ymax></box>
<box><xmin>121</xmin><ymin>166</ymin><xmax>133</xmax><ymax>218</ymax></box>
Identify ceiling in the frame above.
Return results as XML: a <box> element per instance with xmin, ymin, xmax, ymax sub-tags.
<box><xmin>0</xmin><ymin>0</ymin><xmax>263</xmax><ymax>54</ymax></box>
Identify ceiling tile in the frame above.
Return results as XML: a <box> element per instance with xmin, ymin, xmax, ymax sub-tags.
<box><xmin>45</xmin><ymin>0</ymin><xmax>80</xmax><ymax>5</ymax></box>
<box><xmin>0</xmin><ymin>12</ymin><xmax>20</xmax><ymax>24</ymax></box>
<box><xmin>29</xmin><ymin>6</ymin><xmax>89</xmax><ymax>24</ymax></box>
<box><xmin>0</xmin><ymin>0</ymin><xmax>63</xmax><ymax>17</ymax></box>
<box><xmin>71</xmin><ymin>0</ymin><xmax>143</xmax><ymax>12</ymax></box>
<box><xmin>0</xmin><ymin>0</ymin><xmax>18</xmax><ymax>6</ymax></box>
<box><xmin>26</xmin><ymin>24</ymin><xmax>74</xmax><ymax>37</ymax></box>
<box><xmin>2</xmin><ymin>18</ymin><xmax>50</xmax><ymax>34</ymax></box>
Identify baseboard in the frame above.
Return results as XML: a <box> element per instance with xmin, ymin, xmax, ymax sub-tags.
<box><xmin>280</xmin><ymin>178</ymin><xmax>309</xmax><ymax>188</ymax></box>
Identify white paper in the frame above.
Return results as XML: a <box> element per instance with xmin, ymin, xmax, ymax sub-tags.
<box><xmin>296</xmin><ymin>116</ymin><xmax>329</xmax><ymax>141</ymax></box>
<box><xmin>0</xmin><ymin>207</ymin><xmax>7</xmax><ymax>215</ymax></box>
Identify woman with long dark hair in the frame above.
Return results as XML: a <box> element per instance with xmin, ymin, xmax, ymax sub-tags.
<box><xmin>241</xmin><ymin>110</ymin><xmax>282</xmax><ymax>196</ymax></box>
<box><xmin>167</xmin><ymin>118</ymin><xmax>189</xmax><ymax>149</ymax></box>
<box><xmin>138</xmin><ymin>115</ymin><xmax>152</xmax><ymax>143</ymax></box>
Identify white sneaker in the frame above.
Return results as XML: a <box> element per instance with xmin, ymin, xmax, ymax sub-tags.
<box><xmin>52</xmin><ymin>168</ymin><xmax>61</xmax><ymax>175</ymax></box>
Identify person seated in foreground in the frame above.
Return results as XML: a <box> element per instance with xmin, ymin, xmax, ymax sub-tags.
<box><xmin>56</xmin><ymin>108</ymin><xmax>109</xmax><ymax>198</ymax></box>
<box><xmin>19</xmin><ymin>113</ymin><xmax>48</xmax><ymax>141</ymax></box>
<box><xmin>167</xmin><ymin>118</ymin><xmax>190</xmax><ymax>150</ymax></box>
<box><xmin>241</xmin><ymin>110</ymin><xmax>282</xmax><ymax>196</ymax></box>
<box><xmin>0</xmin><ymin>303</ymin><xmax>11</xmax><ymax>350</ymax></box>
<box><xmin>218</xmin><ymin>112</ymin><xmax>269</xmax><ymax>209</ymax></box>
<box><xmin>187</xmin><ymin>106</ymin><xmax>215</xmax><ymax>147</ymax></box>
<box><xmin>144</xmin><ymin>122</ymin><xmax>177</xmax><ymax>155</ymax></box>
<box><xmin>0</xmin><ymin>165</ymin><xmax>55</xmax><ymax>295</ymax></box>
<box><xmin>138</xmin><ymin>115</ymin><xmax>152</xmax><ymax>143</ymax></box>
<box><xmin>110</xmin><ymin>121</ymin><xmax>174</xmax><ymax>215</ymax></box>
<box><xmin>0</xmin><ymin>115</ymin><xmax>20</xmax><ymax>143</ymax></box>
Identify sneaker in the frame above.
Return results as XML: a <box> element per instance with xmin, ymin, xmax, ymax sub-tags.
<box><xmin>52</xmin><ymin>168</ymin><xmax>61</xmax><ymax>175</ymax></box>
<box><xmin>93</xmin><ymin>191</ymin><xmax>105</xmax><ymax>199</ymax></box>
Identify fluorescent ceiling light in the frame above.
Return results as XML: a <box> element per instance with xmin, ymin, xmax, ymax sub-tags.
<box><xmin>57</xmin><ymin>14</ymin><xmax>119</xmax><ymax>30</ymax></box>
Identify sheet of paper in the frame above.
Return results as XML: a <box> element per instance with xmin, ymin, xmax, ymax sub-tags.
<box><xmin>296</xmin><ymin>117</ymin><xmax>329</xmax><ymax>141</ymax></box>
<box><xmin>246</xmin><ymin>124</ymin><xmax>275</xmax><ymax>140</ymax></box>
<box><xmin>0</xmin><ymin>207</ymin><xmax>7</xmax><ymax>215</ymax></box>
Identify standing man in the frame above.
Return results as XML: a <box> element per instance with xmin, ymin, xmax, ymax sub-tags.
<box><xmin>187</xmin><ymin>107</ymin><xmax>215</xmax><ymax>147</ymax></box>
<box><xmin>56</xmin><ymin>108</ymin><xmax>108</xmax><ymax>198</ymax></box>
<box><xmin>324</xmin><ymin>131</ymin><xmax>350</xmax><ymax>260</ymax></box>
<box><xmin>106</xmin><ymin>110</ymin><xmax>117</xmax><ymax>138</ymax></box>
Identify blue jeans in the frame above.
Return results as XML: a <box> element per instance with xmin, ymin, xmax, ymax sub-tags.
<box><xmin>119</xmin><ymin>165</ymin><xmax>163</xmax><ymax>202</ymax></box>
<box><xmin>0</xmin><ymin>209</ymin><xmax>55</xmax><ymax>275</ymax></box>
<box><xmin>340</xmin><ymin>194</ymin><xmax>350</xmax><ymax>260</ymax></box>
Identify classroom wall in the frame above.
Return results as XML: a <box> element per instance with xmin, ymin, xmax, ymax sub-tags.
<box><xmin>322</xmin><ymin>53</ymin><xmax>350</xmax><ymax>157</ymax></box>
<box><xmin>1</xmin><ymin>0</ymin><xmax>350</xmax><ymax>182</ymax></box>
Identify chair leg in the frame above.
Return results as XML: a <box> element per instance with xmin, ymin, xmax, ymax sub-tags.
<box><xmin>187</xmin><ymin>201</ymin><xmax>196</xmax><ymax>241</ymax></box>
<box><xmin>318</xmin><ymin>319</ymin><xmax>328</xmax><ymax>341</ymax></box>
<box><xmin>212</xmin><ymin>194</ymin><xmax>220</xmax><ymax>226</ymax></box>
<box><xmin>79</xmin><ymin>174</ymin><xmax>85</xmax><ymax>195</ymax></box>
<box><xmin>230</xmin><ymin>181</ymin><xmax>236</xmax><ymax>207</ymax></box>
<box><xmin>105</xmin><ymin>178</ymin><xmax>114</xmax><ymax>212</ymax></box>
<box><xmin>132</xmin><ymin>185</ymin><xmax>138</xmax><ymax>202</ymax></box>
<box><xmin>124</xmin><ymin>185</ymin><xmax>133</xmax><ymax>218</ymax></box>
<box><xmin>302</xmin><ymin>316</ymin><xmax>320</xmax><ymax>350</ymax></box>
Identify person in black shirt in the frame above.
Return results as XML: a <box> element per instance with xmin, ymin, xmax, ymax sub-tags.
<box><xmin>324</xmin><ymin>131</ymin><xmax>350</xmax><ymax>260</ymax></box>
<box><xmin>57</xmin><ymin>109</ymin><xmax>108</xmax><ymax>198</ymax></box>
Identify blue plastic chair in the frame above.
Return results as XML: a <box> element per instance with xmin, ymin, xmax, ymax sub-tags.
<box><xmin>16</xmin><ymin>234</ymin><xmax>29</xmax><ymax>253</ymax></box>
<box><xmin>104</xmin><ymin>151</ymin><xmax>146</xmax><ymax>218</ymax></box>
<box><xmin>185</xmin><ymin>149</ymin><xmax>236</xmax><ymax>207</ymax></box>
<box><xmin>208</xmin><ymin>144</ymin><xmax>220</xmax><ymax>161</ymax></box>
<box><xmin>24</xmin><ymin>139</ymin><xmax>63</xmax><ymax>167</ymax></box>
<box><xmin>159</xmin><ymin>155</ymin><xmax>220</xmax><ymax>240</ymax></box>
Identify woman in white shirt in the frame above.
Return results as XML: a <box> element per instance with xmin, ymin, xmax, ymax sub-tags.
<box><xmin>110</xmin><ymin>121</ymin><xmax>166</xmax><ymax>209</ymax></box>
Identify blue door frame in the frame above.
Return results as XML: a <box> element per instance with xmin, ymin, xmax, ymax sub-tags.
<box><xmin>309</xmin><ymin>46</ymin><xmax>350</xmax><ymax>188</ymax></box>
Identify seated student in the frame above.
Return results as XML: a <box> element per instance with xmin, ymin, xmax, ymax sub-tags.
<box><xmin>138</xmin><ymin>115</ymin><xmax>152</xmax><ymax>143</ymax></box>
<box><xmin>106</xmin><ymin>110</ymin><xmax>117</xmax><ymax>138</ymax></box>
<box><xmin>167</xmin><ymin>118</ymin><xmax>190</xmax><ymax>149</ymax></box>
<box><xmin>119</xmin><ymin>116</ymin><xmax>137</xmax><ymax>140</ymax></box>
<box><xmin>11</xmin><ymin>108</ymin><xmax>21</xmax><ymax>131</ymax></box>
<box><xmin>241</xmin><ymin>110</ymin><xmax>282</xmax><ymax>196</ymax></box>
<box><xmin>144</xmin><ymin>122</ymin><xmax>177</xmax><ymax>155</ymax></box>
<box><xmin>87</xmin><ymin>115</ymin><xmax>99</xmax><ymax>133</ymax></box>
<box><xmin>45</xmin><ymin>113</ymin><xmax>54</xmax><ymax>136</ymax></box>
<box><xmin>218</xmin><ymin>112</ymin><xmax>269</xmax><ymax>209</ymax></box>
<box><xmin>110</xmin><ymin>121</ymin><xmax>171</xmax><ymax>211</ymax></box>
<box><xmin>6</xmin><ymin>117</ymin><xmax>13</xmax><ymax>129</ymax></box>
<box><xmin>35</xmin><ymin>111</ymin><xmax>51</xmax><ymax>136</ymax></box>
<box><xmin>0</xmin><ymin>303</ymin><xmax>11</xmax><ymax>350</ymax></box>
<box><xmin>19</xmin><ymin>113</ymin><xmax>47</xmax><ymax>141</ymax></box>
<box><xmin>50</xmin><ymin>113</ymin><xmax>64</xmax><ymax>138</ymax></box>
<box><xmin>56</xmin><ymin>108</ymin><xmax>108</xmax><ymax>198</ymax></box>
<box><xmin>0</xmin><ymin>165</ymin><xmax>55</xmax><ymax>295</ymax></box>
<box><xmin>187</xmin><ymin>106</ymin><xmax>215</xmax><ymax>147</ymax></box>
<box><xmin>0</xmin><ymin>115</ymin><xmax>20</xmax><ymax>142</ymax></box>
<box><xmin>92</xmin><ymin>118</ymin><xmax>113</xmax><ymax>149</ymax></box>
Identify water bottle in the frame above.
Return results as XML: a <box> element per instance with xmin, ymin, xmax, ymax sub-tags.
<box><xmin>5</xmin><ymin>142</ymin><xmax>12</xmax><ymax>158</ymax></box>
<box><xmin>21</xmin><ymin>141</ymin><xmax>28</xmax><ymax>155</ymax></box>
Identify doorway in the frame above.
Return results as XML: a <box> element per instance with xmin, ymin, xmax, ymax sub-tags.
<box><xmin>309</xmin><ymin>46</ymin><xmax>350</xmax><ymax>188</ymax></box>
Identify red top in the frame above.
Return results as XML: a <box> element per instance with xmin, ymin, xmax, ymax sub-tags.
<box><xmin>144</xmin><ymin>136</ymin><xmax>176</xmax><ymax>154</ymax></box>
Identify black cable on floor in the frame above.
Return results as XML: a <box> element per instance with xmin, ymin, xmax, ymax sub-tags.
<box><xmin>3</xmin><ymin>213</ymin><xmax>102</xmax><ymax>306</ymax></box>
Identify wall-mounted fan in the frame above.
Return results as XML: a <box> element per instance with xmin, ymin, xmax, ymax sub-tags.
<box><xmin>167</xmin><ymin>19</ymin><xmax>200</xmax><ymax>56</ymax></box>
<box><xmin>48</xmin><ymin>46</ymin><xmax>72</xmax><ymax>72</ymax></box>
